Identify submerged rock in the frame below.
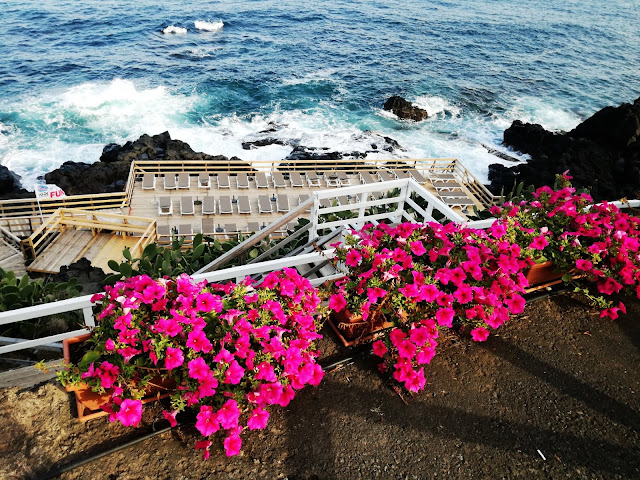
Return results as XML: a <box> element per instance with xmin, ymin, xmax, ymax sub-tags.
<box><xmin>383</xmin><ymin>96</ymin><xmax>428</xmax><ymax>121</ymax></box>
<box><xmin>489</xmin><ymin>97</ymin><xmax>640</xmax><ymax>201</ymax></box>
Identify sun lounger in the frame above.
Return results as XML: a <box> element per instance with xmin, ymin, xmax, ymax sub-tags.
<box><xmin>255</xmin><ymin>172</ymin><xmax>269</xmax><ymax>188</ymax></box>
<box><xmin>272</xmin><ymin>171</ymin><xmax>287</xmax><ymax>188</ymax></box>
<box><xmin>277</xmin><ymin>194</ymin><xmax>290</xmax><ymax>212</ymax></box>
<box><xmin>180</xmin><ymin>196</ymin><xmax>195</xmax><ymax>215</ymax></box>
<box><xmin>224</xmin><ymin>224</ymin><xmax>237</xmax><ymax>233</ymax></box>
<box><xmin>298</xmin><ymin>194</ymin><xmax>312</xmax><ymax>212</ymax></box>
<box><xmin>394</xmin><ymin>170</ymin><xmax>411</xmax><ymax>179</ymax></box>
<box><xmin>258</xmin><ymin>195</ymin><xmax>273</xmax><ymax>214</ymax></box>
<box><xmin>142</xmin><ymin>173</ymin><xmax>155</xmax><ymax>190</ymax></box>
<box><xmin>217</xmin><ymin>172</ymin><xmax>230</xmax><ymax>189</ymax></box>
<box><xmin>432</xmin><ymin>180</ymin><xmax>464</xmax><ymax>191</ymax></box>
<box><xmin>177</xmin><ymin>224</ymin><xmax>192</xmax><ymax>238</ymax></box>
<box><xmin>198</xmin><ymin>172</ymin><xmax>210</xmax><ymax>188</ymax></box>
<box><xmin>202</xmin><ymin>196</ymin><xmax>216</xmax><ymax>215</ymax></box>
<box><xmin>324</xmin><ymin>171</ymin><xmax>341</xmax><ymax>187</ymax></box>
<box><xmin>289</xmin><ymin>171</ymin><xmax>304</xmax><ymax>187</ymax></box>
<box><xmin>407</xmin><ymin>169</ymin><xmax>427</xmax><ymax>184</ymax></box>
<box><xmin>218</xmin><ymin>196</ymin><xmax>233</xmax><ymax>214</ymax></box>
<box><xmin>237</xmin><ymin>195</ymin><xmax>251</xmax><ymax>214</ymax></box>
<box><xmin>377</xmin><ymin>170</ymin><xmax>394</xmax><ymax>182</ymax></box>
<box><xmin>164</xmin><ymin>174</ymin><xmax>177</xmax><ymax>190</ymax></box>
<box><xmin>437</xmin><ymin>189</ymin><xmax>469</xmax><ymax>199</ymax></box>
<box><xmin>236</xmin><ymin>172</ymin><xmax>250</xmax><ymax>189</ymax></box>
<box><xmin>157</xmin><ymin>225</ymin><xmax>172</xmax><ymax>243</ymax></box>
<box><xmin>338</xmin><ymin>196</ymin><xmax>349</xmax><ymax>206</ymax></box>
<box><xmin>359</xmin><ymin>171</ymin><xmax>378</xmax><ymax>184</ymax></box>
<box><xmin>201</xmin><ymin>218</ymin><xmax>215</xmax><ymax>235</ymax></box>
<box><xmin>177</xmin><ymin>173</ymin><xmax>190</xmax><ymax>189</ymax></box>
<box><xmin>158</xmin><ymin>196</ymin><xmax>173</xmax><ymax>215</ymax></box>
<box><xmin>338</xmin><ymin>171</ymin><xmax>351</xmax><ymax>186</ymax></box>
<box><xmin>247</xmin><ymin>222</ymin><xmax>260</xmax><ymax>233</ymax></box>
<box><xmin>443</xmin><ymin>197</ymin><xmax>475</xmax><ymax>206</ymax></box>
<box><xmin>304</xmin><ymin>171</ymin><xmax>321</xmax><ymax>187</ymax></box>
<box><xmin>319</xmin><ymin>198</ymin><xmax>332</xmax><ymax>208</ymax></box>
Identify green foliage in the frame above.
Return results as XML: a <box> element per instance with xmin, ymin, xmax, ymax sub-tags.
<box><xmin>0</xmin><ymin>267</ymin><xmax>83</xmax><ymax>312</ymax></box>
<box><xmin>106</xmin><ymin>221</ymin><xmax>312</xmax><ymax>283</ymax></box>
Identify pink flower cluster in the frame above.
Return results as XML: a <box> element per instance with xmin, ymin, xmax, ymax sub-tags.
<box><xmin>491</xmin><ymin>173</ymin><xmax>640</xmax><ymax>318</ymax></box>
<box><xmin>81</xmin><ymin>268</ymin><xmax>324</xmax><ymax>458</ymax></box>
<box><xmin>328</xmin><ymin>221</ymin><xmax>529</xmax><ymax>392</ymax></box>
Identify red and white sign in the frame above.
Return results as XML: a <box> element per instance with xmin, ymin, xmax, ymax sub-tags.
<box><xmin>36</xmin><ymin>184</ymin><xmax>66</xmax><ymax>200</ymax></box>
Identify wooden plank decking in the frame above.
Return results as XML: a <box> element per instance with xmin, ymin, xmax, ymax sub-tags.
<box><xmin>27</xmin><ymin>230</ymin><xmax>137</xmax><ymax>274</ymax></box>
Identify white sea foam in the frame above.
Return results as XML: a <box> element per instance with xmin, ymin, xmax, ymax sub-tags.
<box><xmin>282</xmin><ymin>68</ymin><xmax>339</xmax><ymax>86</ymax></box>
<box><xmin>194</xmin><ymin>20</ymin><xmax>223</xmax><ymax>32</ymax></box>
<box><xmin>412</xmin><ymin>95</ymin><xmax>462</xmax><ymax>117</ymax></box>
<box><xmin>162</xmin><ymin>25</ymin><xmax>187</xmax><ymax>34</ymax></box>
<box><xmin>0</xmin><ymin>82</ymin><xmax>587</xmax><ymax>191</ymax></box>
<box><xmin>504</xmin><ymin>97</ymin><xmax>582</xmax><ymax>132</ymax></box>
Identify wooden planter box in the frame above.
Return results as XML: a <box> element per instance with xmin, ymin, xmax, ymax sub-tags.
<box><xmin>326</xmin><ymin>309</ymin><xmax>395</xmax><ymax>348</ymax></box>
<box><xmin>62</xmin><ymin>334</ymin><xmax>174</xmax><ymax>422</ymax></box>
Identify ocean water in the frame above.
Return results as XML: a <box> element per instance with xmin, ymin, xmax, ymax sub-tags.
<box><xmin>0</xmin><ymin>0</ymin><xmax>638</xmax><ymax>190</ymax></box>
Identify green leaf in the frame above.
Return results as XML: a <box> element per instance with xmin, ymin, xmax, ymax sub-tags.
<box><xmin>561</xmin><ymin>273</ymin><xmax>573</xmax><ymax>283</ymax></box>
<box><xmin>122</xmin><ymin>248</ymin><xmax>132</xmax><ymax>262</ymax></box>
<box><xmin>78</xmin><ymin>350</ymin><xmax>101</xmax><ymax>369</ymax></box>
<box><xmin>119</xmin><ymin>263</ymin><xmax>133</xmax><ymax>278</ymax></box>
<box><xmin>143</xmin><ymin>243</ymin><xmax>158</xmax><ymax>258</ymax></box>
<box><xmin>249</xmin><ymin>248</ymin><xmax>259</xmax><ymax>259</ymax></box>
<box><xmin>18</xmin><ymin>275</ymin><xmax>29</xmax><ymax>289</ymax></box>
<box><xmin>107</xmin><ymin>260</ymin><xmax>121</xmax><ymax>272</ymax></box>
<box><xmin>103</xmin><ymin>274</ymin><xmax>121</xmax><ymax>285</ymax></box>
<box><xmin>192</xmin><ymin>243</ymin><xmax>205</xmax><ymax>261</ymax></box>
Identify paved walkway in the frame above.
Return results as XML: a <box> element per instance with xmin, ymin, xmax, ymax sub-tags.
<box><xmin>0</xmin><ymin>360</ymin><xmax>63</xmax><ymax>389</ymax></box>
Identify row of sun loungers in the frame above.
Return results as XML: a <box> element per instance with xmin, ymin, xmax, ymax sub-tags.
<box><xmin>156</xmin><ymin>220</ymin><xmax>299</xmax><ymax>243</ymax></box>
<box><xmin>141</xmin><ymin>168</ymin><xmax>430</xmax><ymax>191</ymax></box>
<box><xmin>157</xmin><ymin>194</ymin><xmax>292</xmax><ymax>216</ymax></box>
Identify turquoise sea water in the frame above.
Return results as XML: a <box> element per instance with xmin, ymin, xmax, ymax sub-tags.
<box><xmin>0</xmin><ymin>0</ymin><xmax>638</xmax><ymax>189</ymax></box>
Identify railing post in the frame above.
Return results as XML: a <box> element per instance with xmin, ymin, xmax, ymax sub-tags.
<box><xmin>83</xmin><ymin>306</ymin><xmax>95</xmax><ymax>328</ymax></box>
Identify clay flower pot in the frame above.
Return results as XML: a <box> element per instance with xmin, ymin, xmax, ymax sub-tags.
<box><xmin>524</xmin><ymin>261</ymin><xmax>565</xmax><ymax>292</ymax></box>
<box><xmin>62</xmin><ymin>334</ymin><xmax>174</xmax><ymax>422</ymax></box>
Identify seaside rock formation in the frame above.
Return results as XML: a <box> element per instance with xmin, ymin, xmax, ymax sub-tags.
<box><xmin>0</xmin><ymin>165</ymin><xmax>32</xmax><ymax>200</ymax></box>
<box><xmin>45</xmin><ymin>132</ymin><xmax>251</xmax><ymax>195</ymax></box>
<box><xmin>285</xmin><ymin>146</ymin><xmax>367</xmax><ymax>162</ymax></box>
<box><xmin>489</xmin><ymin>97</ymin><xmax>640</xmax><ymax>201</ymax></box>
<box><xmin>241</xmin><ymin>138</ymin><xmax>287</xmax><ymax>150</ymax></box>
<box><xmin>49</xmin><ymin>258</ymin><xmax>106</xmax><ymax>295</ymax></box>
<box><xmin>383</xmin><ymin>96</ymin><xmax>428</xmax><ymax>121</ymax></box>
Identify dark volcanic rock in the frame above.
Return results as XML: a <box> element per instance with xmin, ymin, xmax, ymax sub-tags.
<box><xmin>0</xmin><ymin>165</ymin><xmax>32</xmax><ymax>200</ymax></box>
<box><xmin>49</xmin><ymin>258</ymin><xmax>106</xmax><ymax>295</ymax></box>
<box><xmin>285</xmin><ymin>146</ymin><xmax>366</xmax><ymax>162</ymax></box>
<box><xmin>45</xmin><ymin>132</ymin><xmax>251</xmax><ymax>196</ymax></box>
<box><xmin>489</xmin><ymin>98</ymin><xmax>640</xmax><ymax>201</ymax></box>
<box><xmin>383</xmin><ymin>96</ymin><xmax>428</xmax><ymax>121</ymax></box>
<box><xmin>242</xmin><ymin>138</ymin><xmax>287</xmax><ymax>150</ymax></box>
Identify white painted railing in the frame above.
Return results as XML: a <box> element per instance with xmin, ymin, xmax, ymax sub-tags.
<box><xmin>0</xmin><ymin>250</ymin><xmax>336</xmax><ymax>355</ymax></box>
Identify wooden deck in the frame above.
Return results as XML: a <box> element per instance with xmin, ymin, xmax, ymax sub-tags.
<box><xmin>27</xmin><ymin>230</ymin><xmax>138</xmax><ymax>274</ymax></box>
<box><xmin>128</xmin><ymin>171</ymin><xmax>481</xmax><ymax>235</ymax></box>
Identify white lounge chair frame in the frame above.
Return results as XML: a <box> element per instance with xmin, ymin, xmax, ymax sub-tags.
<box><xmin>272</xmin><ymin>172</ymin><xmax>287</xmax><ymax>188</ymax></box>
<box><xmin>218</xmin><ymin>196</ymin><xmax>233</xmax><ymax>214</ymax></box>
<box><xmin>177</xmin><ymin>173</ymin><xmax>190</xmax><ymax>189</ymax></box>
<box><xmin>142</xmin><ymin>173</ymin><xmax>155</xmax><ymax>190</ymax></box>
<box><xmin>237</xmin><ymin>195</ymin><xmax>252</xmax><ymax>214</ymax></box>
<box><xmin>202</xmin><ymin>196</ymin><xmax>216</xmax><ymax>215</ymax></box>
<box><xmin>164</xmin><ymin>174</ymin><xmax>177</xmax><ymax>190</ymax></box>
<box><xmin>180</xmin><ymin>196</ymin><xmax>195</xmax><ymax>215</ymax></box>
<box><xmin>277</xmin><ymin>194</ymin><xmax>290</xmax><ymax>212</ymax></box>
<box><xmin>255</xmin><ymin>172</ymin><xmax>270</xmax><ymax>188</ymax></box>
<box><xmin>258</xmin><ymin>195</ymin><xmax>273</xmax><ymax>213</ymax></box>
<box><xmin>158</xmin><ymin>196</ymin><xmax>173</xmax><ymax>215</ymax></box>
<box><xmin>217</xmin><ymin>173</ymin><xmax>231</xmax><ymax>189</ymax></box>
<box><xmin>289</xmin><ymin>172</ymin><xmax>304</xmax><ymax>187</ymax></box>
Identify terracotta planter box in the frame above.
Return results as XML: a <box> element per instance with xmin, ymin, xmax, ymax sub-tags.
<box><xmin>524</xmin><ymin>261</ymin><xmax>565</xmax><ymax>292</ymax></box>
<box><xmin>62</xmin><ymin>334</ymin><xmax>174</xmax><ymax>422</ymax></box>
<box><xmin>327</xmin><ymin>308</ymin><xmax>394</xmax><ymax>348</ymax></box>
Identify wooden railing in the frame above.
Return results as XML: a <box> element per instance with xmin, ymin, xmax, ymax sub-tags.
<box><xmin>0</xmin><ymin>192</ymin><xmax>127</xmax><ymax>237</ymax></box>
<box><xmin>23</xmin><ymin>208</ymin><xmax>155</xmax><ymax>260</ymax></box>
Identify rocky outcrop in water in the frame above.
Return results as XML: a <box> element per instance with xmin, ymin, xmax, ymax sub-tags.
<box><xmin>285</xmin><ymin>146</ymin><xmax>367</xmax><ymax>161</ymax></box>
<box><xmin>45</xmin><ymin>132</ymin><xmax>250</xmax><ymax>195</ymax></box>
<box><xmin>0</xmin><ymin>165</ymin><xmax>31</xmax><ymax>200</ymax></box>
<box><xmin>489</xmin><ymin>97</ymin><xmax>640</xmax><ymax>201</ymax></box>
<box><xmin>383</xmin><ymin>96</ymin><xmax>428</xmax><ymax>121</ymax></box>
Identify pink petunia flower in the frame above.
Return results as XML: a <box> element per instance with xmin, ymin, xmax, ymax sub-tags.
<box><xmin>188</xmin><ymin>357</ymin><xmax>210</xmax><ymax>381</ymax></box>
<box><xmin>328</xmin><ymin>293</ymin><xmax>347</xmax><ymax>312</ymax></box>
<box><xmin>409</xmin><ymin>241</ymin><xmax>427</xmax><ymax>256</ymax></box>
<box><xmin>224</xmin><ymin>360</ymin><xmax>245</xmax><ymax>385</ymax></box>
<box><xmin>115</xmin><ymin>399</ymin><xmax>142</xmax><ymax>427</ymax></box>
<box><xmin>195</xmin><ymin>405</ymin><xmax>220</xmax><ymax>437</ymax></box>
<box><xmin>217</xmin><ymin>399</ymin><xmax>241</xmax><ymax>430</ymax></box>
<box><xmin>162</xmin><ymin>409</ymin><xmax>178</xmax><ymax>427</ymax></box>
<box><xmin>247</xmin><ymin>408</ymin><xmax>270</xmax><ymax>430</ymax></box>
<box><xmin>470</xmin><ymin>327</ymin><xmax>490</xmax><ymax>342</ymax></box>
<box><xmin>164</xmin><ymin>346</ymin><xmax>184</xmax><ymax>370</ymax></box>
<box><xmin>372</xmin><ymin>340</ymin><xmax>388</xmax><ymax>357</ymax></box>
<box><xmin>223</xmin><ymin>433</ymin><xmax>243</xmax><ymax>457</ymax></box>
<box><xmin>435</xmin><ymin>307</ymin><xmax>455</xmax><ymax>328</ymax></box>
